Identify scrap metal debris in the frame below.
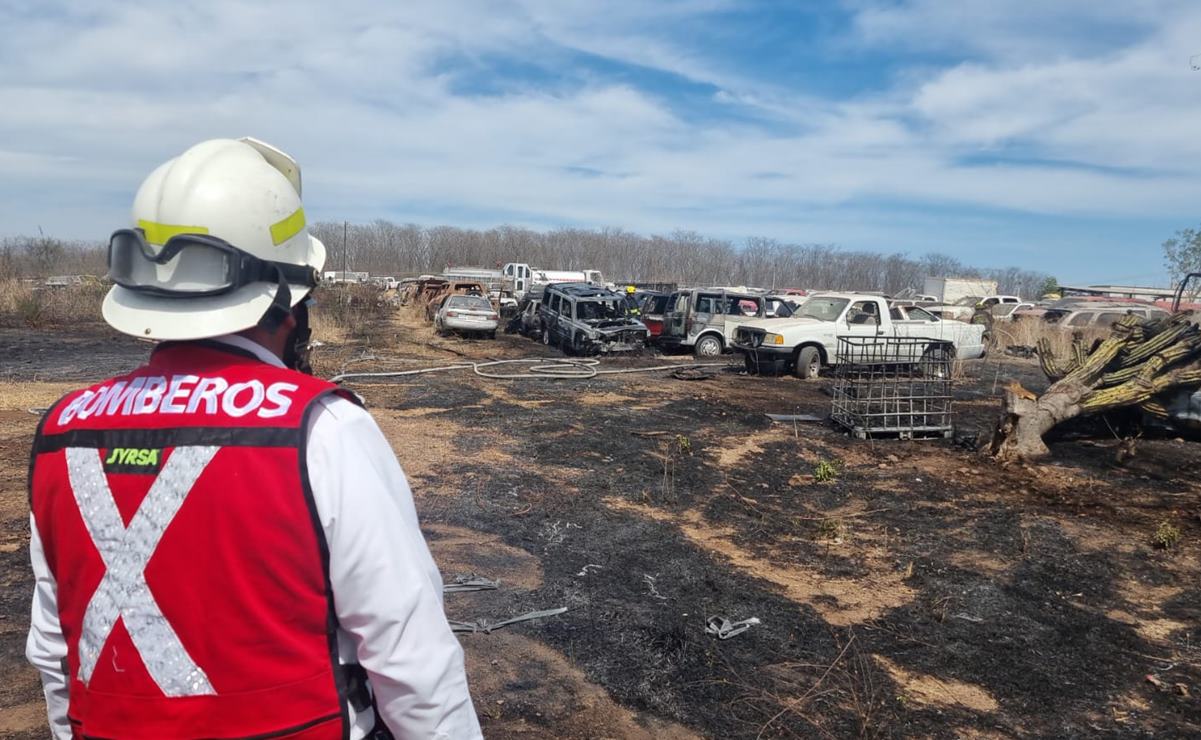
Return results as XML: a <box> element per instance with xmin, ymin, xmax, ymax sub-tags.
<box><xmin>443</xmin><ymin>574</ymin><xmax>500</xmax><ymax>593</ymax></box>
<box><xmin>765</xmin><ymin>413</ymin><xmax>825</xmax><ymax>423</ymax></box>
<box><xmin>1146</xmin><ymin>673</ymin><xmax>1190</xmax><ymax>697</ymax></box>
<box><xmin>704</xmin><ymin>615</ymin><xmax>761</xmax><ymax>640</ymax></box>
<box><xmin>449</xmin><ymin>607</ymin><xmax>568</xmax><ymax>635</ymax></box>
<box><xmin>643</xmin><ymin>574</ymin><xmax>668</xmax><ymax>601</ymax></box>
<box><xmin>671</xmin><ymin>367</ymin><xmax>718</xmax><ymax>381</ymax></box>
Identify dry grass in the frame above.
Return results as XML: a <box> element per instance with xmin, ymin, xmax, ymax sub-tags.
<box><xmin>0</xmin><ymin>279</ymin><xmax>394</xmax><ymax>342</ymax></box>
<box><xmin>309</xmin><ymin>283</ymin><xmax>395</xmax><ymax>344</ymax></box>
<box><xmin>0</xmin><ymin>280</ymin><xmax>107</xmax><ymax>329</ymax></box>
<box><xmin>992</xmin><ymin>316</ymin><xmax>1108</xmax><ymax>358</ymax></box>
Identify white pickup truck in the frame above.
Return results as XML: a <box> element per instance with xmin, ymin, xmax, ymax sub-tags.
<box><xmin>731</xmin><ymin>293</ymin><xmax>987</xmax><ymax>378</ymax></box>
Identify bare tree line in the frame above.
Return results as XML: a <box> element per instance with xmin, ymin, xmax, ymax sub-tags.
<box><xmin>0</xmin><ymin>236</ymin><xmax>106</xmax><ymax>279</ymax></box>
<box><xmin>1</xmin><ymin>223</ymin><xmax>1053</xmax><ymax>299</ymax></box>
<box><xmin>310</xmin><ymin>221</ymin><xmax>1052</xmax><ymax>298</ymax></box>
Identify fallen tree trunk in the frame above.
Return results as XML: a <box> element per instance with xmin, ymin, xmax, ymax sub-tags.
<box><xmin>990</xmin><ymin>313</ymin><xmax>1201</xmax><ymax>461</ymax></box>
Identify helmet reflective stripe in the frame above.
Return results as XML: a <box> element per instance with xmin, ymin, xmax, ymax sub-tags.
<box><xmin>269</xmin><ymin>207</ymin><xmax>306</xmax><ymax>246</ymax></box>
<box><xmin>138</xmin><ymin>220</ymin><xmax>210</xmax><ymax>246</ymax></box>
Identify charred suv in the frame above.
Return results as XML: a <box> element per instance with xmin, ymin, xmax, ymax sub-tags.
<box><xmin>538</xmin><ymin>283</ymin><xmax>649</xmax><ymax>354</ymax></box>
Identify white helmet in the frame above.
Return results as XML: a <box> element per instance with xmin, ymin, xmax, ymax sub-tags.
<box><xmin>102</xmin><ymin>137</ymin><xmax>326</xmax><ymax>340</ymax></box>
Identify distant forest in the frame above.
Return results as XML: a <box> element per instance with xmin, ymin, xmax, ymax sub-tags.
<box><xmin>310</xmin><ymin>221</ymin><xmax>1050</xmax><ymax>298</ymax></box>
<box><xmin>2</xmin><ymin>222</ymin><xmax>1052</xmax><ymax>298</ymax></box>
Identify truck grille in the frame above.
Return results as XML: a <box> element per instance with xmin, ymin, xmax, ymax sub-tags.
<box><xmin>736</xmin><ymin>327</ymin><xmax>765</xmax><ymax>347</ymax></box>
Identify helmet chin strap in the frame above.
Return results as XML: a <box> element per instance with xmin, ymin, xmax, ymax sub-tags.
<box><xmin>282</xmin><ymin>295</ymin><xmax>314</xmax><ymax>374</ymax></box>
<box><xmin>257</xmin><ymin>265</ymin><xmax>293</xmax><ymax>333</ymax></box>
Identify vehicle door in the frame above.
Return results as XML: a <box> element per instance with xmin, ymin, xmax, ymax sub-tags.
<box><xmin>555</xmin><ymin>297</ymin><xmax>575</xmax><ymax>342</ymax></box>
<box><xmin>841</xmin><ymin>300</ymin><xmax>885</xmax><ymax>337</ymax></box>
<box><xmin>689</xmin><ymin>293</ymin><xmax>721</xmax><ymax>342</ymax></box>
<box><xmin>552</xmin><ymin>294</ymin><xmax>570</xmax><ymax>341</ymax></box>
<box><xmin>663</xmin><ymin>292</ymin><xmax>689</xmax><ymax>339</ymax></box>
<box><xmin>541</xmin><ymin>293</ymin><xmax>560</xmax><ymax>337</ymax></box>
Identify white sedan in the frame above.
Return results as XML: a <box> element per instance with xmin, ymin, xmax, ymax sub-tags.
<box><xmin>889</xmin><ymin>303</ymin><xmax>987</xmax><ymax>359</ymax></box>
<box><xmin>435</xmin><ymin>295</ymin><xmax>500</xmax><ymax>338</ymax></box>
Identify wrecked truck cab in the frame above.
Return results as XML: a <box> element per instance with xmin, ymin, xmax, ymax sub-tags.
<box><xmin>538</xmin><ymin>282</ymin><xmax>649</xmax><ymax>355</ymax></box>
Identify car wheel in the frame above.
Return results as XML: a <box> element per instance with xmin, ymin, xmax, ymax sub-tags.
<box><xmin>794</xmin><ymin>346</ymin><xmax>821</xmax><ymax>379</ymax></box>
<box><xmin>541</xmin><ymin>325</ymin><xmax>552</xmax><ymax>346</ymax></box>
<box><xmin>694</xmin><ymin>334</ymin><xmax>723</xmax><ymax>357</ymax></box>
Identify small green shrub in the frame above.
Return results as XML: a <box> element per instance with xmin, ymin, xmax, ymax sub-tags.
<box><xmin>674</xmin><ymin>434</ymin><xmax>692</xmax><ymax>455</ymax></box>
<box><xmin>1153</xmin><ymin>520</ymin><xmax>1181</xmax><ymax>550</ymax></box>
<box><xmin>814</xmin><ymin>458</ymin><xmax>843</xmax><ymax>482</ymax></box>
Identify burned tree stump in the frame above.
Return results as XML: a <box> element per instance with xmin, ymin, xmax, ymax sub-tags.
<box><xmin>990</xmin><ymin>313</ymin><xmax>1201</xmax><ymax>461</ymax></box>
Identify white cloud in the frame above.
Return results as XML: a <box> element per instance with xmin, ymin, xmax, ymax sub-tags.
<box><xmin>0</xmin><ymin>0</ymin><xmax>1194</xmax><ymax>280</ymax></box>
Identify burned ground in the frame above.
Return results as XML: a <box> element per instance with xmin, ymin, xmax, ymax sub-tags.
<box><xmin>1</xmin><ymin>312</ymin><xmax>1199</xmax><ymax>738</ymax></box>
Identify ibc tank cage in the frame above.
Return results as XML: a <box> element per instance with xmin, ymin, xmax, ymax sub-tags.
<box><xmin>830</xmin><ymin>335</ymin><xmax>955</xmax><ymax>439</ymax></box>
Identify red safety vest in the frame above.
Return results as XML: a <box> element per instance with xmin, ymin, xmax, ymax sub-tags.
<box><xmin>30</xmin><ymin>342</ymin><xmax>358</xmax><ymax>739</ymax></box>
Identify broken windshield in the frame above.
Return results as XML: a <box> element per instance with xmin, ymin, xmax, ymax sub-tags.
<box><xmin>796</xmin><ymin>297</ymin><xmax>849</xmax><ymax>321</ymax></box>
<box><xmin>576</xmin><ymin>299</ymin><xmax>626</xmax><ymax>321</ymax></box>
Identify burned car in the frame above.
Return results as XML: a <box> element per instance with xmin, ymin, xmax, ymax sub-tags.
<box><xmin>538</xmin><ymin>283</ymin><xmax>649</xmax><ymax>354</ymax></box>
<box><xmin>505</xmin><ymin>295</ymin><xmax>543</xmax><ymax>337</ymax></box>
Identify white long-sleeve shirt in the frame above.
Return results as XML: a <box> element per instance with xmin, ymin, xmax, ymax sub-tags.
<box><xmin>26</xmin><ymin>334</ymin><xmax>482</xmax><ymax>739</ymax></box>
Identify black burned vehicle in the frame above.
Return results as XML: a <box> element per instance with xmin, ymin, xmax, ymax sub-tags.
<box><xmin>538</xmin><ymin>283</ymin><xmax>649</xmax><ymax>354</ymax></box>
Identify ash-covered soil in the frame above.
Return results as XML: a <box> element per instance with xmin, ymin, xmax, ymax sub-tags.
<box><xmin>1</xmin><ymin>312</ymin><xmax>1198</xmax><ymax>738</ymax></box>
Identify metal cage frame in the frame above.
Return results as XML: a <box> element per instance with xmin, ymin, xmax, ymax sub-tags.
<box><xmin>831</xmin><ymin>335</ymin><xmax>955</xmax><ymax>439</ymax></box>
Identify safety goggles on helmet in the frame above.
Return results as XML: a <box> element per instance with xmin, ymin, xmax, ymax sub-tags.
<box><xmin>108</xmin><ymin>229</ymin><xmax>317</xmax><ymax>298</ymax></box>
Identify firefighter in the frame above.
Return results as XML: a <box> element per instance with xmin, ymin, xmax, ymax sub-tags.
<box><xmin>25</xmin><ymin>139</ymin><xmax>482</xmax><ymax>740</ymax></box>
<box><xmin>624</xmin><ymin>285</ymin><xmax>642</xmax><ymax>316</ymax></box>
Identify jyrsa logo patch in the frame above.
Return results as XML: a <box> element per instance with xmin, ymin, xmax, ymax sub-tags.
<box><xmin>102</xmin><ymin>447</ymin><xmax>163</xmax><ymax>475</ymax></box>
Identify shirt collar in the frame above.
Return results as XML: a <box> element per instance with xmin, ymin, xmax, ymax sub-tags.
<box><xmin>208</xmin><ymin>334</ymin><xmax>286</xmax><ymax>368</ymax></box>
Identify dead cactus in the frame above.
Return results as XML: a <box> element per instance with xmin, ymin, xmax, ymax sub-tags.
<box><xmin>991</xmin><ymin>313</ymin><xmax>1201</xmax><ymax>461</ymax></box>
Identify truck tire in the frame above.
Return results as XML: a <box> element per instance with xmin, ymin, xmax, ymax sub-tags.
<box><xmin>794</xmin><ymin>346</ymin><xmax>821</xmax><ymax>379</ymax></box>
<box><xmin>541</xmin><ymin>324</ymin><xmax>553</xmax><ymax>346</ymax></box>
<box><xmin>694</xmin><ymin>334</ymin><xmax>723</xmax><ymax>357</ymax></box>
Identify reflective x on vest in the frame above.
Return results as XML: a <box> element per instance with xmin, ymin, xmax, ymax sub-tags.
<box><xmin>67</xmin><ymin>445</ymin><xmax>219</xmax><ymax>696</ymax></box>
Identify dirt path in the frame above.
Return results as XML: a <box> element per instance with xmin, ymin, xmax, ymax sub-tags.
<box><xmin>1</xmin><ymin>312</ymin><xmax>1199</xmax><ymax>738</ymax></box>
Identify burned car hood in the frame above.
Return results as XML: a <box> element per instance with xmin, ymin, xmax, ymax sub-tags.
<box><xmin>585</xmin><ymin>318</ymin><xmax>647</xmax><ymax>332</ymax></box>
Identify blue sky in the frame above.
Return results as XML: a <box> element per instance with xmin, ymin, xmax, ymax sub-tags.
<box><xmin>1</xmin><ymin>0</ymin><xmax>1199</xmax><ymax>285</ymax></box>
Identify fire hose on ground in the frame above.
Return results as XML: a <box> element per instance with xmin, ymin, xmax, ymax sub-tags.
<box><xmin>329</xmin><ymin>358</ymin><xmax>730</xmax><ymax>383</ymax></box>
